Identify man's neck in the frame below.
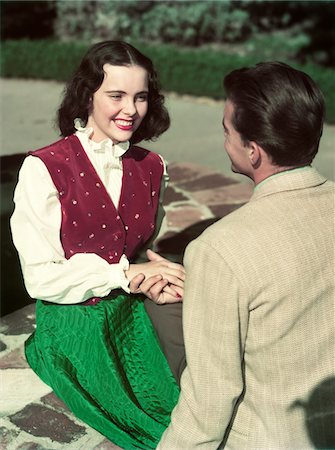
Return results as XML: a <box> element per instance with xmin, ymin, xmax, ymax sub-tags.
<box><xmin>253</xmin><ymin>165</ymin><xmax>309</xmax><ymax>186</ymax></box>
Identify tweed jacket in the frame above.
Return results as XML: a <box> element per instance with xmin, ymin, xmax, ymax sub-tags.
<box><xmin>158</xmin><ymin>166</ymin><xmax>335</xmax><ymax>449</ymax></box>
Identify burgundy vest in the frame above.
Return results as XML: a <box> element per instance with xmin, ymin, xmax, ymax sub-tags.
<box><xmin>30</xmin><ymin>135</ymin><xmax>163</xmax><ymax>266</ymax></box>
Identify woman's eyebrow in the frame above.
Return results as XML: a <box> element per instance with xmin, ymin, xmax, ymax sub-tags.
<box><xmin>104</xmin><ymin>89</ymin><xmax>149</xmax><ymax>95</ymax></box>
<box><xmin>105</xmin><ymin>90</ymin><xmax>125</xmax><ymax>94</ymax></box>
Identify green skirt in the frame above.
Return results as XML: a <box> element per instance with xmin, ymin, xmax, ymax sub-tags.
<box><xmin>25</xmin><ymin>294</ymin><xmax>180</xmax><ymax>449</ymax></box>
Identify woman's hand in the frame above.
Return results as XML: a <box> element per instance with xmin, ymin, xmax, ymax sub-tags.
<box><xmin>130</xmin><ymin>273</ymin><xmax>183</xmax><ymax>304</ymax></box>
<box><xmin>125</xmin><ymin>250</ymin><xmax>185</xmax><ymax>289</ymax></box>
<box><xmin>127</xmin><ymin>250</ymin><xmax>185</xmax><ymax>304</ymax></box>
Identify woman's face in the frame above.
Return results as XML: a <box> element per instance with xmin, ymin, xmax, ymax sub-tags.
<box><xmin>87</xmin><ymin>64</ymin><xmax>149</xmax><ymax>143</ymax></box>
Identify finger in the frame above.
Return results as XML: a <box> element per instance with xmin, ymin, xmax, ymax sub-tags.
<box><xmin>156</xmin><ymin>257</ymin><xmax>185</xmax><ymax>273</ymax></box>
<box><xmin>170</xmin><ymin>267</ymin><xmax>186</xmax><ymax>280</ymax></box>
<box><xmin>160</xmin><ymin>274</ymin><xmax>185</xmax><ymax>288</ymax></box>
<box><xmin>140</xmin><ymin>275</ymin><xmax>166</xmax><ymax>294</ymax></box>
<box><xmin>166</xmin><ymin>262</ymin><xmax>186</xmax><ymax>276</ymax></box>
<box><xmin>155</xmin><ymin>292</ymin><xmax>182</xmax><ymax>305</ymax></box>
<box><xmin>148</xmin><ymin>281</ymin><xmax>170</xmax><ymax>301</ymax></box>
<box><xmin>146</xmin><ymin>249</ymin><xmax>167</xmax><ymax>262</ymax></box>
<box><xmin>163</xmin><ymin>284</ymin><xmax>184</xmax><ymax>300</ymax></box>
<box><xmin>131</xmin><ymin>273</ymin><xmax>146</xmax><ymax>284</ymax></box>
<box><xmin>129</xmin><ymin>273</ymin><xmax>145</xmax><ymax>293</ymax></box>
<box><xmin>142</xmin><ymin>278</ymin><xmax>169</xmax><ymax>301</ymax></box>
<box><xmin>155</xmin><ymin>266</ymin><xmax>186</xmax><ymax>282</ymax></box>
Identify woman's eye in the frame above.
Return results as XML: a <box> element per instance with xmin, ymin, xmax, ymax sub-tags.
<box><xmin>136</xmin><ymin>94</ymin><xmax>148</xmax><ymax>102</ymax></box>
<box><xmin>109</xmin><ymin>95</ymin><xmax>122</xmax><ymax>100</ymax></box>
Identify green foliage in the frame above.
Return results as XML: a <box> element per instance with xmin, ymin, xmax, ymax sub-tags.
<box><xmin>296</xmin><ymin>61</ymin><xmax>335</xmax><ymax>122</ymax></box>
<box><xmin>0</xmin><ymin>39</ymin><xmax>86</xmax><ymax>81</ymax></box>
<box><xmin>122</xmin><ymin>1</ymin><xmax>251</xmax><ymax>45</ymax></box>
<box><xmin>244</xmin><ymin>30</ymin><xmax>310</xmax><ymax>60</ymax></box>
<box><xmin>3</xmin><ymin>1</ymin><xmax>334</xmax><ymax>66</ymax></box>
<box><xmin>54</xmin><ymin>0</ymin><xmax>102</xmax><ymax>41</ymax></box>
<box><xmin>1</xmin><ymin>39</ymin><xmax>334</xmax><ymax>122</ymax></box>
<box><xmin>51</xmin><ymin>0</ymin><xmax>334</xmax><ymax>66</ymax></box>
<box><xmin>53</xmin><ymin>0</ymin><xmax>253</xmax><ymax>45</ymax></box>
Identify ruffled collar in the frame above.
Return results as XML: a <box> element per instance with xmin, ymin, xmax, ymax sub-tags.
<box><xmin>74</xmin><ymin>118</ymin><xmax>130</xmax><ymax>157</ymax></box>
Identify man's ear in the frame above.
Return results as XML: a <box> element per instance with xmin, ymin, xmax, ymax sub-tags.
<box><xmin>248</xmin><ymin>141</ymin><xmax>262</xmax><ymax>167</ymax></box>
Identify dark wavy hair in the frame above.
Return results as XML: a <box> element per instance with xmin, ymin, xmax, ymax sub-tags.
<box><xmin>224</xmin><ymin>62</ymin><xmax>325</xmax><ymax>166</ymax></box>
<box><xmin>57</xmin><ymin>41</ymin><xmax>170</xmax><ymax>144</ymax></box>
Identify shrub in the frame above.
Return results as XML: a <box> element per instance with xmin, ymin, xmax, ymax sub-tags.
<box><xmin>0</xmin><ymin>39</ymin><xmax>86</xmax><ymax>80</ymax></box>
<box><xmin>51</xmin><ymin>0</ymin><xmax>334</xmax><ymax>66</ymax></box>
<box><xmin>1</xmin><ymin>39</ymin><xmax>334</xmax><ymax>122</ymax></box>
<box><xmin>53</xmin><ymin>0</ymin><xmax>253</xmax><ymax>46</ymax></box>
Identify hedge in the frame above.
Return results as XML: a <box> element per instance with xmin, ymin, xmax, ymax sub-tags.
<box><xmin>1</xmin><ymin>39</ymin><xmax>334</xmax><ymax>122</ymax></box>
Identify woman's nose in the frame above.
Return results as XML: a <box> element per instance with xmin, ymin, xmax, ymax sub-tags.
<box><xmin>123</xmin><ymin>98</ymin><xmax>137</xmax><ymax>116</ymax></box>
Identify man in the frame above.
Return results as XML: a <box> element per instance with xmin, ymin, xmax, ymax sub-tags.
<box><xmin>157</xmin><ymin>62</ymin><xmax>335</xmax><ymax>449</ymax></box>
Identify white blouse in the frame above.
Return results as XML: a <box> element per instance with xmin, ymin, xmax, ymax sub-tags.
<box><xmin>10</xmin><ymin>124</ymin><xmax>169</xmax><ymax>304</ymax></box>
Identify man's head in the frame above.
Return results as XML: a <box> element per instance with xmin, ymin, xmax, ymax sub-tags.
<box><xmin>223</xmin><ymin>62</ymin><xmax>325</xmax><ymax>173</ymax></box>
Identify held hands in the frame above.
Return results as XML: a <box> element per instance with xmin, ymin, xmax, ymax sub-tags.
<box><xmin>126</xmin><ymin>249</ymin><xmax>185</xmax><ymax>304</ymax></box>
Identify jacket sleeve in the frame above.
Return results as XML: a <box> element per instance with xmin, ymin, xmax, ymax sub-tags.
<box><xmin>157</xmin><ymin>237</ymin><xmax>249</xmax><ymax>449</ymax></box>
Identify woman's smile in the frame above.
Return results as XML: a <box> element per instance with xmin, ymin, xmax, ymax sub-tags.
<box><xmin>114</xmin><ymin>118</ymin><xmax>134</xmax><ymax>130</ymax></box>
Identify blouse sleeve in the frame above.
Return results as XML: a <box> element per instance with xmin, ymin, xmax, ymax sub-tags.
<box><xmin>10</xmin><ymin>156</ymin><xmax>131</xmax><ymax>304</ymax></box>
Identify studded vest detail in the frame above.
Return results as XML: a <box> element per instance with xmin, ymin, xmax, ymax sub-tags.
<box><xmin>30</xmin><ymin>135</ymin><xmax>164</xmax><ymax>264</ymax></box>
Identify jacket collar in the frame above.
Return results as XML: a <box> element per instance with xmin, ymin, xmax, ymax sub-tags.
<box><xmin>250</xmin><ymin>166</ymin><xmax>328</xmax><ymax>202</ymax></box>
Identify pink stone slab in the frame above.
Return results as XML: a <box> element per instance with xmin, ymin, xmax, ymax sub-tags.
<box><xmin>191</xmin><ymin>182</ymin><xmax>253</xmax><ymax>205</ymax></box>
<box><xmin>0</xmin><ymin>346</ymin><xmax>29</xmax><ymax>369</ymax></box>
<box><xmin>166</xmin><ymin>206</ymin><xmax>208</xmax><ymax>230</ymax></box>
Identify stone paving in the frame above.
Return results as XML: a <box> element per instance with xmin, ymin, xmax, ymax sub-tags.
<box><xmin>0</xmin><ymin>160</ymin><xmax>253</xmax><ymax>449</ymax></box>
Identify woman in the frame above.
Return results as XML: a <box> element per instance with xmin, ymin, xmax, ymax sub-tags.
<box><xmin>11</xmin><ymin>41</ymin><xmax>185</xmax><ymax>449</ymax></box>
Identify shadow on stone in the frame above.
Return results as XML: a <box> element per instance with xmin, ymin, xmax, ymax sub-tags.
<box><xmin>1</xmin><ymin>154</ymin><xmax>32</xmax><ymax>317</ymax></box>
<box><xmin>1</xmin><ymin>154</ymin><xmax>26</xmax><ymax>186</ymax></box>
<box><xmin>157</xmin><ymin>218</ymin><xmax>221</xmax><ymax>263</ymax></box>
<box><xmin>1</xmin><ymin>214</ymin><xmax>33</xmax><ymax>317</ymax></box>
<box><xmin>290</xmin><ymin>376</ymin><xmax>335</xmax><ymax>449</ymax></box>
<box><xmin>157</xmin><ymin>201</ymin><xmax>246</xmax><ymax>263</ymax></box>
